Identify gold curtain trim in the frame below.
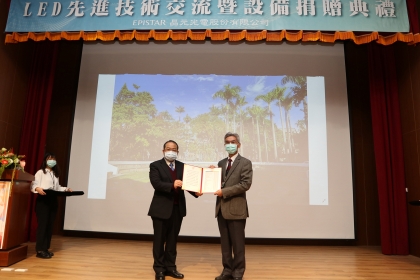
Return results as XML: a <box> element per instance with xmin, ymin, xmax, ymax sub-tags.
<box><xmin>5</xmin><ymin>30</ymin><xmax>420</xmax><ymax>45</ymax></box>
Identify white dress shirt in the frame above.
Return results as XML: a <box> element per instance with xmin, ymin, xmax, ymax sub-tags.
<box><xmin>164</xmin><ymin>159</ymin><xmax>175</xmax><ymax>170</ymax></box>
<box><xmin>226</xmin><ymin>153</ymin><xmax>239</xmax><ymax>168</ymax></box>
<box><xmin>31</xmin><ymin>169</ymin><xmax>67</xmax><ymax>193</ymax></box>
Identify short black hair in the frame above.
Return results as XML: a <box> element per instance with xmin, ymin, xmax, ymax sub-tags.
<box><xmin>163</xmin><ymin>140</ymin><xmax>179</xmax><ymax>150</ymax></box>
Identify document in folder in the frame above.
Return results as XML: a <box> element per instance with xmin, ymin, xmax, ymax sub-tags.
<box><xmin>182</xmin><ymin>164</ymin><xmax>221</xmax><ymax>193</ymax></box>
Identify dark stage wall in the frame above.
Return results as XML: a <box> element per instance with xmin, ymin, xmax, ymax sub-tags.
<box><xmin>0</xmin><ymin>0</ymin><xmax>33</xmax><ymax>149</ymax></box>
<box><xmin>1</xmin><ymin>0</ymin><xmax>419</xmax><ymax>255</ymax></box>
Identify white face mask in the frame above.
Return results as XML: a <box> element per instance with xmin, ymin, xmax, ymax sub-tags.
<box><xmin>164</xmin><ymin>151</ymin><xmax>178</xmax><ymax>162</ymax></box>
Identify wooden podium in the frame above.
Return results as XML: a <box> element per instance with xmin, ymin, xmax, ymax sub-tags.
<box><xmin>0</xmin><ymin>169</ymin><xmax>34</xmax><ymax>266</ymax></box>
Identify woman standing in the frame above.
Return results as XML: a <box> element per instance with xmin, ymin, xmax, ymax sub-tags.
<box><xmin>31</xmin><ymin>153</ymin><xmax>72</xmax><ymax>259</ymax></box>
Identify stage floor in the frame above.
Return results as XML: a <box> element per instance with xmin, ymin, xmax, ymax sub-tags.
<box><xmin>1</xmin><ymin>236</ymin><xmax>420</xmax><ymax>279</ymax></box>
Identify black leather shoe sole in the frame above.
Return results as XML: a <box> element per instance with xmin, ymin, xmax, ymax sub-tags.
<box><xmin>215</xmin><ymin>275</ymin><xmax>233</xmax><ymax>280</ymax></box>
<box><xmin>36</xmin><ymin>251</ymin><xmax>51</xmax><ymax>259</ymax></box>
<box><xmin>155</xmin><ymin>272</ymin><xmax>165</xmax><ymax>280</ymax></box>
<box><xmin>165</xmin><ymin>271</ymin><xmax>184</xmax><ymax>279</ymax></box>
<box><xmin>47</xmin><ymin>250</ymin><xmax>54</xmax><ymax>257</ymax></box>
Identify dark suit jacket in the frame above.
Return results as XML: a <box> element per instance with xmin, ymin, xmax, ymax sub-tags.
<box><xmin>215</xmin><ymin>154</ymin><xmax>253</xmax><ymax>220</ymax></box>
<box><xmin>148</xmin><ymin>158</ymin><xmax>196</xmax><ymax>219</ymax></box>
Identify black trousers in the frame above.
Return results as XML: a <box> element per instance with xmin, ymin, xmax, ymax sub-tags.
<box><xmin>152</xmin><ymin>204</ymin><xmax>183</xmax><ymax>273</ymax></box>
<box><xmin>35</xmin><ymin>194</ymin><xmax>58</xmax><ymax>252</ymax></box>
<box><xmin>217</xmin><ymin>212</ymin><xmax>246</xmax><ymax>278</ymax></box>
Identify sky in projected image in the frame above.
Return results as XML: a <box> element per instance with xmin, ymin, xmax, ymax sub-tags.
<box><xmin>111</xmin><ymin>74</ymin><xmax>308</xmax><ymax>164</ymax></box>
<box><xmin>113</xmin><ymin>74</ymin><xmax>304</xmax><ymax>123</ymax></box>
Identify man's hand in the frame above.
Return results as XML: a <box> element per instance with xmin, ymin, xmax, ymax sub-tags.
<box><xmin>174</xmin><ymin>180</ymin><xmax>183</xmax><ymax>189</ymax></box>
<box><xmin>36</xmin><ymin>187</ymin><xmax>46</xmax><ymax>195</ymax></box>
<box><xmin>195</xmin><ymin>192</ymin><xmax>203</xmax><ymax>197</ymax></box>
<box><xmin>214</xmin><ymin>189</ymin><xmax>223</xmax><ymax>197</ymax></box>
<box><xmin>66</xmin><ymin>188</ymin><xmax>73</xmax><ymax>192</ymax></box>
<box><xmin>209</xmin><ymin>165</ymin><xmax>216</xmax><ymax>169</ymax></box>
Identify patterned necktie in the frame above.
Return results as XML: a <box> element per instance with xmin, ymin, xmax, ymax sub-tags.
<box><xmin>225</xmin><ymin>159</ymin><xmax>232</xmax><ymax>176</ymax></box>
<box><xmin>169</xmin><ymin>162</ymin><xmax>174</xmax><ymax>171</ymax></box>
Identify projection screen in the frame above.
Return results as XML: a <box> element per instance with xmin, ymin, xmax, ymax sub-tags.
<box><xmin>64</xmin><ymin>40</ymin><xmax>354</xmax><ymax>239</ymax></box>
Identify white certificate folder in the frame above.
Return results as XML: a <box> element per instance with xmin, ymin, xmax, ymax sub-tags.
<box><xmin>182</xmin><ymin>164</ymin><xmax>221</xmax><ymax>193</ymax></box>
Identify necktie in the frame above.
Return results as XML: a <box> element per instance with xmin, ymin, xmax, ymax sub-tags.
<box><xmin>169</xmin><ymin>162</ymin><xmax>174</xmax><ymax>171</ymax></box>
<box><xmin>226</xmin><ymin>159</ymin><xmax>232</xmax><ymax>176</ymax></box>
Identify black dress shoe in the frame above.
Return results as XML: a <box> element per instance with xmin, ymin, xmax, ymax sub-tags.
<box><xmin>47</xmin><ymin>250</ymin><xmax>54</xmax><ymax>257</ymax></box>
<box><xmin>155</xmin><ymin>272</ymin><xmax>165</xmax><ymax>280</ymax></box>
<box><xmin>165</xmin><ymin>270</ymin><xmax>184</xmax><ymax>279</ymax></box>
<box><xmin>36</xmin><ymin>251</ymin><xmax>51</xmax><ymax>259</ymax></box>
<box><xmin>215</xmin><ymin>274</ymin><xmax>232</xmax><ymax>280</ymax></box>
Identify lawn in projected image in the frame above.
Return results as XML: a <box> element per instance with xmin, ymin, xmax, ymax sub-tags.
<box><xmin>106</xmin><ymin>74</ymin><xmax>309</xmax><ymax>204</ymax></box>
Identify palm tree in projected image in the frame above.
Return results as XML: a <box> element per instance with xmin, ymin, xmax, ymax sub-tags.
<box><xmin>236</xmin><ymin>107</ymin><xmax>248</xmax><ymax>157</ymax></box>
<box><xmin>247</xmin><ymin>105</ymin><xmax>267</xmax><ymax>163</ymax></box>
<box><xmin>255</xmin><ymin>90</ymin><xmax>278</xmax><ymax>160</ymax></box>
<box><xmin>209</xmin><ymin>104</ymin><xmax>223</xmax><ymax>118</ymax></box>
<box><xmin>231</xmin><ymin>95</ymin><xmax>247</xmax><ymax>132</ymax></box>
<box><xmin>280</xmin><ymin>94</ymin><xmax>295</xmax><ymax>154</ymax></box>
<box><xmin>281</xmin><ymin>76</ymin><xmax>308</xmax><ymax>130</ymax></box>
<box><xmin>213</xmin><ymin>84</ymin><xmax>241</xmax><ymax>131</ymax></box>
<box><xmin>271</xmin><ymin>85</ymin><xmax>287</xmax><ymax>149</ymax></box>
<box><xmin>183</xmin><ymin>114</ymin><xmax>192</xmax><ymax>159</ymax></box>
<box><xmin>261</xmin><ymin>108</ymin><xmax>272</xmax><ymax>162</ymax></box>
<box><xmin>175</xmin><ymin>106</ymin><xmax>185</xmax><ymax>122</ymax></box>
<box><xmin>232</xmin><ymin>96</ymin><xmax>248</xmax><ymax>155</ymax></box>
<box><xmin>246</xmin><ymin>108</ymin><xmax>256</xmax><ymax>159</ymax></box>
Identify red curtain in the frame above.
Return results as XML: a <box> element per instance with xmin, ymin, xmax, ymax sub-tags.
<box><xmin>19</xmin><ymin>41</ymin><xmax>59</xmax><ymax>242</ymax></box>
<box><xmin>368</xmin><ymin>43</ymin><xmax>409</xmax><ymax>255</ymax></box>
<box><xmin>407</xmin><ymin>0</ymin><xmax>420</xmax><ymax>34</ymax></box>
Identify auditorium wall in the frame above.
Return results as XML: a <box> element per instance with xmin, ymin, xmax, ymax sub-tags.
<box><xmin>43</xmin><ymin>41</ymin><xmax>382</xmax><ymax>246</ymax></box>
<box><xmin>4</xmin><ymin>0</ymin><xmax>420</xmax><ymax>250</ymax></box>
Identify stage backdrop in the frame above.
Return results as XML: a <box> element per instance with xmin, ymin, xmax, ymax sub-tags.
<box><xmin>64</xmin><ymin>40</ymin><xmax>354</xmax><ymax>239</ymax></box>
<box><xmin>6</xmin><ymin>0</ymin><xmax>409</xmax><ymax>32</ymax></box>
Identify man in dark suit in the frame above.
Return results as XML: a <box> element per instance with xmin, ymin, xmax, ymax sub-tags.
<box><xmin>213</xmin><ymin>132</ymin><xmax>253</xmax><ymax>280</ymax></box>
<box><xmin>148</xmin><ymin>140</ymin><xmax>201</xmax><ymax>280</ymax></box>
